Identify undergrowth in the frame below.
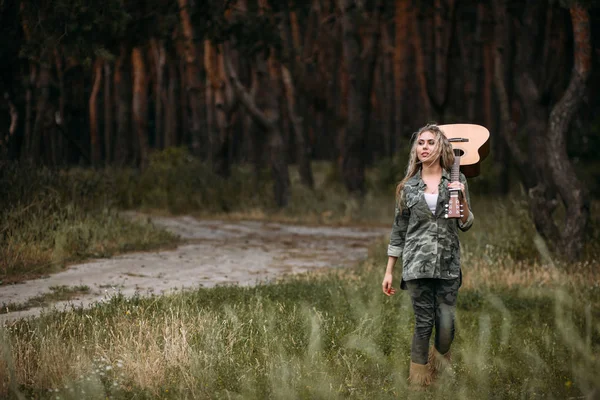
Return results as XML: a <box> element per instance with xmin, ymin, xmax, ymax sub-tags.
<box><xmin>1</xmin><ymin>147</ymin><xmax>599</xmax><ymax>284</ymax></box>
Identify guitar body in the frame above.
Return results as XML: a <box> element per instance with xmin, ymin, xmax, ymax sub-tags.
<box><xmin>438</xmin><ymin>124</ymin><xmax>490</xmax><ymax>178</ymax></box>
<box><xmin>437</xmin><ymin>124</ymin><xmax>490</xmax><ymax>219</ymax></box>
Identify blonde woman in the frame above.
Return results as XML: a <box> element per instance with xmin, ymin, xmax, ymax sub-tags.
<box><xmin>382</xmin><ymin>123</ymin><xmax>474</xmax><ymax>389</ymax></box>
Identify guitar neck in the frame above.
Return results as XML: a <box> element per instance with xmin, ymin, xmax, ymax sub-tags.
<box><xmin>445</xmin><ymin>149</ymin><xmax>464</xmax><ymax>218</ymax></box>
<box><xmin>451</xmin><ymin>150</ymin><xmax>461</xmax><ymax>185</ymax></box>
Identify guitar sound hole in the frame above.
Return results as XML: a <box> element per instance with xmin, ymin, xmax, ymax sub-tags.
<box><xmin>453</xmin><ymin>149</ymin><xmax>465</xmax><ymax>157</ymax></box>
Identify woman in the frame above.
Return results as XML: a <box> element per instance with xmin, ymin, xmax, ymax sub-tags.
<box><xmin>381</xmin><ymin>123</ymin><xmax>474</xmax><ymax>389</ymax></box>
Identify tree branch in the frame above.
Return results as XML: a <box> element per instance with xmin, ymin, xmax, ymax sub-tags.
<box><xmin>222</xmin><ymin>43</ymin><xmax>271</xmax><ymax>131</ymax></box>
<box><xmin>491</xmin><ymin>0</ymin><xmax>531</xmax><ymax>184</ymax></box>
<box><xmin>1</xmin><ymin>92</ymin><xmax>18</xmax><ymax>148</ymax></box>
<box><xmin>545</xmin><ymin>4</ymin><xmax>591</xmax><ymax>258</ymax></box>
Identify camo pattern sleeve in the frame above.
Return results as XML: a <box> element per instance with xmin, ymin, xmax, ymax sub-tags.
<box><xmin>387</xmin><ymin>196</ymin><xmax>409</xmax><ymax>257</ymax></box>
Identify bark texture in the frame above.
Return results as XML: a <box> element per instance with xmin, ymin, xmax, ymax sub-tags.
<box><xmin>546</xmin><ymin>5</ymin><xmax>591</xmax><ymax>261</ymax></box>
<box><xmin>89</xmin><ymin>59</ymin><xmax>103</xmax><ymax>166</ymax></box>
<box><xmin>394</xmin><ymin>0</ymin><xmax>409</xmax><ymax>142</ymax></box>
<box><xmin>104</xmin><ymin>62</ymin><xmax>113</xmax><ymax>164</ymax></box>
<box><xmin>177</xmin><ymin>0</ymin><xmax>203</xmax><ymax>156</ymax></box>
<box><xmin>114</xmin><ymin>45</ymin><xmax>132</xmax><ymax>166</ymax></box>
<box><xmin>132</xmin><ymin>47</ymin><xmax>149</xmax><ymax>170</ymax></box>
<box><xmin>224</xmin><ymin>43</ymin><xmax>290</xmax><ymax>207</ymax></box>
<box><xmin>280</xmin><ymin>1</ymin><xmax>314</xmax><ymax>188</ymax></box>
<box><xmin>338</xmin><ymin>0</ymin><xmax>383</xmax><ymax>194</ymax></box>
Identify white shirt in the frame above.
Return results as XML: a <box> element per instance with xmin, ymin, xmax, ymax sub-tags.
<box><xmin>424</xmin><ymin>193</ymin><xmax>438</xmax><ymax>214</ymax></box>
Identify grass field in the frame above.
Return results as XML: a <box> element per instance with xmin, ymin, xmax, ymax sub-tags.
<box><xmin>1</xmin><ymin>246</ymin><xmax>599</xmax><ymax>399</ymax></box>
<box><xmin>1</xmin><ymin>152</ymin><xmax>599</xmax><ymax>399</ymax></box>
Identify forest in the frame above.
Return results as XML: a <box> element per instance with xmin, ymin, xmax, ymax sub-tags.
<box><xmin>1</xmin><ymin>0</ymin><xmax>599</xmax><ymax>260</ymax></box>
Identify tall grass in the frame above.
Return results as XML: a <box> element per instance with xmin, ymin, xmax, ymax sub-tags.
<box><xmin>0</xmin><ymin>153</ymin><xmax>195</xmax><ymax>283</ymax></box>
<box><xmin>1</xmin><ymin>251</ymin><xmax>598</xmax><ymax>399</ymax></box>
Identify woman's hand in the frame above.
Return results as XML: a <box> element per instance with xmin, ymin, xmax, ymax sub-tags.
<box><xmin>448</xmin><ymin>181</ymin><xmax>466</xmax><ymax>199</ymax></box>
<box><xmin>382</xmin><ymin>273</ymin><xmax>396</xmax><ymax>296</ymax></box>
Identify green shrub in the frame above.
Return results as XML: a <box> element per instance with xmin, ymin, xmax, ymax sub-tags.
<box><xmin>1</xmin><ymin>150</ymin><xmax>598</xmax><ymax>285</ymax></box>
<box><xmin>0</xmin><ymin>164</ymin><xmax>178</xmax><ymax>283</ymax></box>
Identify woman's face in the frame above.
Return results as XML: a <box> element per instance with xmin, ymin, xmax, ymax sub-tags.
<box><xmin>416</xmin><ymin>130</ymin><xmax>438</xmax><ymax>163</ymax></box>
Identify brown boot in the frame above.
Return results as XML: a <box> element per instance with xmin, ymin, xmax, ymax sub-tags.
<box><xmin>428</xmin><ymin>346</ymin><xmax>453</xmax><ymax>381</ymax></box>
<box><xmin>408</xmin><ymin>361</ymin><xmax>431</xmax><ymax>390</ymax></box>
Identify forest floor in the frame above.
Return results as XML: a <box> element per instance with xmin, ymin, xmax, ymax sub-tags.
<box><xmin>0</xmin><ymin>214</ymin><xmax>388</xmax><ymax>323</ymax></box>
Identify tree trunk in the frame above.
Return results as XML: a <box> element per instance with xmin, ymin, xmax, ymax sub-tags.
<box><xmin>299</xmin><ymin>1</ymin><xmax>322</xmax><ymax>160</ymax></box>
<box><xmin>0</xmin><ymin>91</ymin><xmax>18</xmax><ymax>154</ymax></box>
<box><xmin>244</xmin><ymin>67</ymin><xmax>262</xmax><ymax>178</ymax></box>
<box><xmin>205</xmin><ymin>40</ymin><xmax>233</xmax><ymax>177</ymax></box>
<box><xmin>394</xmin><ymin>0</ymin><xmax>409</xmax><ymax>143</ymax></box>
<box><xmin>475</xmin><ymin>3</ymin><xmax>486</xmax><ymax>124</ymax></box>
<box><xmin>21</xmin><ymin>64</ymin><xmax>36</xmax><ymax>162</ymax></box>
<box><xmin>493</xmin><ymin>0</ymin><xmax>590</xmax><ymax>261</ymax></box>
<box><xmin>456</xmin><ymin>4</ymin><xmax>480</xmax><ymax>122</ymax></box>
<box><xmin>132</xmin><ymin>47</ymin><xmax>149</xmax><ymax>170</ymax></box>
<box><xmin>204</xmin><ymin>39</ymin><xmax>215</xmax><ymax>163</ymax></box>
<box><xmin>280</xmin><ymin>1</ymin><xmax>314</xmax><ymax>188</ymax></box>
<box><xmin>492</xmin><ymin>1</ymin><xmax>524</xmax><ymax>165</ymax></box>
<box><xmin>482</xmin><ymin>42</ymin><xmax>493</xmax><ymax>128</ymax></box>
<box><xmin>164</xmin><ymin>58</ymin><xmax>179</xmax><ymax>148</ymax></box>
<box><xmin>177</xmin><ymin>47</ymin><xmax>189</xmax><ymax>147</ymax></box>
<box><xmin>32</xmin><ymin>64</ymin><xmax>52</xmax><ymax>165</ymax></box>
<box><xmin>114</xmin><ymin>45</ymin><xmax>131</xmax><ymax>166</ymax></box>
<box><xmin>54</xmin><ymin>49</ymin><xmax>66</xmax><ymax>165</ymax></box>
<box><xmin>411</xmin><ymin>10</ymin><xmax>432</xmax><ymax>121</ymax></box>
<box><xmin>265</xmin><ymin>54</ymin><xmax>290</xmax><ymax>208</ymax></box>
<box><xmin>515</xmin><ymin>2</ymin><xmax>561</xmax><ymax>244</ymax></box>
<box><xmin>177</xmin><ymin>0</ymin><xmax>203</xmax><ymax>157</ymax></box>
<box><xmin>336</xmin><ymin>32</ymin><xmax>347</xmax><ymax>172</ymax></box>
<box><xmin>338</xmin><ymin>0</ymin><xmax>383</xmax><ymax>194</ymax></box>
<box><xmin>104</xmin><ymin>62</ymin><xmax>113</xmax><ymax>164</ymax></box>
<box><xmin>281</xmin><ymin>65</ymin><xmax>314</xmax><ymax>188</ymax></box>
<box><xmin>150</xmin><ymin>38</ymin><xmax>166</xmax><ymax>150</ymax></box>
<box><xmin>546</xmin><ymin>4</ymin><xmax>591</xmax><ymax>261</ymax></box>
<box><xmin>381</xmin><ymin>25</ymin><xmax>394</xmax><ymax>158</ymax></box>
<box><xmin>213</xmin><ymin>46</ymin><xmax>232</xmax><ymax>177</ymax></box>
<box><xmin>492</xmin><ymin>0</ymin><xmax>547</xmax><ymax>198</ymax></box>
<box><xmin>432</xmin><ymin>0</ymin><xmax>456</xmax><ymax>112</ymax></box>
<box><xmin>223</xmin><ymin>43</ymin><xmax>290</xmax><ymax>208</ymax></box>
<box><xmin>89</xmin><ymin>59</ymin><xmax>103</xmax><ymax>166</ymax></box>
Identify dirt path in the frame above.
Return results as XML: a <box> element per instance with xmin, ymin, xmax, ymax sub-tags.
<box><xmin>0</xmin><ymin>216</ymin><xmax>388</xmax><ymax>323</ymax></box>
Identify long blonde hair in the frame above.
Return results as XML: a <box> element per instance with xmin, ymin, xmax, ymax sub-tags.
<box><xmin>395</xmin><ymin>124</ymin><xmax>455</xmax><ymax>205</ymax></box>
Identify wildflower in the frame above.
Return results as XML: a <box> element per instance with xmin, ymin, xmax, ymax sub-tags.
<box><xmin>565</xmin><ymin>380</ymin><xmax>573</xmax><ymax>389</ymax></box>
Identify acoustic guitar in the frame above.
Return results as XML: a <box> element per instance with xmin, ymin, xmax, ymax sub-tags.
<box><xmin>438</xmin><ymin>124</ymin><xmax>490</xmax><ymax>219</ymax></box>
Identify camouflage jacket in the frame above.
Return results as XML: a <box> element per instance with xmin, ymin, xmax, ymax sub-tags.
<box><xmin>387</xmin><ymin>169</ymin><xmax>474</xmax><ymax>286</ymax></box>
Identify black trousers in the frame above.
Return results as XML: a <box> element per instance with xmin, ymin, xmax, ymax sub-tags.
<box><xmin>405</xmin><ymin>278</ymin><xmax>461</xmax><ymax>365</ymax></box>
